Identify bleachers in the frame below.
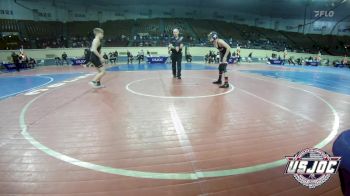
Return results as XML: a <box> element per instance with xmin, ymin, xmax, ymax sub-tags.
<box><xmin>0</xmin><ymin>18</ymin><xmax>348</xmax><ymax>53</ymax></box>
<box><xmin>210</xmin><ymin>20</ymin><xmax>243</xmax><ymax>41</ymax></box>
<box><xmin>18</xmin><ymin>20</ymin><xmax>63</xmax><ymax>38</ymax></box>
<box><xmin>188</xmin><ymin>19</ymin><xmax>214</xmax><ymax>38</ymax></box>
<box><xmin>101</xmin><ymin>20</ymin><xmax>133</xmax><ymax>38</ymax></box>
<box><xmin>163</xmin><ymin>18</ymin><xmax>190</xmax><ymax>36</ymax></box>
<box><xmin>307</xmin><ymin>34</ymin><xmax>350</xmax><ymax>55</ymax></box>
<box><xmin>133</xmin><ymin>19</ymin><xmax>159</xmax><ymax>36</ymax></box>
<box><xmin>66</xmin><ymin>21</ymin><xmax>99</xmax><ymax>37</ymax></box>
<box><xmin>0</xmin><ymin>19</ymin><xmax>20</xmax><ymax>32</ymax></box>
<box><xmin>282</xmin><ymin>32</ymin><xmax>315</xmax><ymax>51</ymax></box>
<box><xmin>256</xmin><ymin>28</ymin><xmax>288</xmax><ymax>43</ymax></box>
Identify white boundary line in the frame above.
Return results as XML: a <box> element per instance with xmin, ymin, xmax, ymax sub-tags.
<box><xmin>237</xmin><ymin>71</ymin><xmax>340</xmax><ymax>149</ymax></box>
<box><xmin>169</xmin><ymin>104</ymin><xmax>196</xmax><ymax>158</ymax></box>
<box><xmin>0</xmin><ymin>76</ymin><xmax>54</xmax><ymax>99</ymax></box>
<box><xmin>125</xmin><ymin>77</ymin><xmax>235</xmax><ymax>99</ymax></box>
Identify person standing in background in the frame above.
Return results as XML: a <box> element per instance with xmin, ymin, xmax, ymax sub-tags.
<box><xmin>316</xmin><ymin>51</ymin><xmax>322</xmax><ymax>62</ymax></box>
<box><xmin>236</xmin><ymin>44</ymin><xmax>241</xmax><ymax>63</ymax></box>
<box><xmin>168</xmin><ymin>28</ymin><xmax>184</xmax><ymax>79</ymax></box>
<box><xmin>114</xmin><ymin>50</ymin><xmax>118</xmax><ymax>62</ymax></box>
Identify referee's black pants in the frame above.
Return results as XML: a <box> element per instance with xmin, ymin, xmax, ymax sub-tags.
<box><xmin>171</xmin><ymin>54</ymin><xmax>182</xmax><ymax>77</ymax></box>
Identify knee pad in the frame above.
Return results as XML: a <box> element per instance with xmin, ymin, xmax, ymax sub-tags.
<box><xmin>218</xmin><ymin>63</ymin><xmax>227</xmax><ymax>72</ymax></box>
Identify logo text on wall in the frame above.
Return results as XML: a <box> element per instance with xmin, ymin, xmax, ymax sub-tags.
<box><xmin>284</xmin><ymin>148</ymin><xmax>341</xmax><ymax>189</ymax></box>
<box><xmin>314</xmin><ymin>10</ymin><xmax>335</xmax><ymax>18</ymax></box>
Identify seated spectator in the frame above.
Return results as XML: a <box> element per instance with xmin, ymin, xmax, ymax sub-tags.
<box><xmin>296</xmin><ymin>58</ymin><xmax>302</xmax><ymax>65</ymax></box>
<box><xmin>11</xmin><ymin>52</ymin><xmax>20</xmax><ymax>72</ymax></box>
<box><xmin>103</xmin><ymin>53</ymin><xmax>109</xmax><ymax>64</ymax></box>
<box><xmin>146</xmin><ymin>50</ymin><xmax>151</xmax><ymax>57</ymax></box>
<box><xmin>18</xmin><ymin>53</ymin><xmax>28</xmax><ymax>69</ymax></box>
<box><xmin>136</xmin><ymin>54</ymin><xmax>143</xmax><ymax>65</ymax></box>
<box><xmin>271</xmin><ymin>53</ymin><xmax>277</xmax><ymax>59</ymax></box>
<box><xmin>114</xmin><ymin>51</ymin><xmax>119</xmax><ymax>62</ymax></box>
<box><xmin>109</xmin><ymin>52</ymin><xmax>116</xmax><ymax>64</ymax></box>
<box><xmin>28</xmin><ymin>57</ymin><xmax>36</xmax><ymax>68</ymax></box>
<box><xmin>140</xmin><ymin>49</ymin><xmax>145</xmax><ymax>62</ymax></box>
<box><xmin>136</xmin><ymin>50</ymin><xmax>144</xmax><ymax>64</ymax></box>
<box><xmin>186</xmin><ymin>52</ymin><xmax>192</xmax><ymax>63</ymax></box>
<box><xmin>54</xmin><ymin>57</ymin><xmax>62</xmax><ymax>65</ymax></box>
<box><xmin>215</xmin><ymin>52</ymin><xmax>220</xmax><ymax>63</ymax></box>
<box><xmin>288</xmin><ymin>57</ymin><xmax>295</xmax><ymax>65</ymax></box>
<box><xmin>209</xmin><ymin>51</ymin><xmax>216</xmax><ymax>64</ymax></box>
<box><xmin>61</xmin><ymin>52</ymin><xmax>69</xmax><ymax>65</ymax></box>
<box><xmin>324</xmin><ymin>58</ymin><xmax>330</xmax><ymax>66</ymax></box>
<box><xmin>127</xmin><ymin>50</ymin><xmax>133</xmax><ymax>64</ymax></box>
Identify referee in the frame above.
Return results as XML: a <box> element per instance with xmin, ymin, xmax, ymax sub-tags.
<box><xmin>168</xmin><ymin>28</ymin><xmax>184</xmax><ymax>79</ymax></box>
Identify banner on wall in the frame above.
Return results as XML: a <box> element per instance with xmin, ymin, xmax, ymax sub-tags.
<box><xmin>147</xmin><ymin>56</ymin><xmax>168</xmax><ymax>64</ymax></box>
<box><xmin>71</xmin><ymin>58</ymin><xmax>86</xmax><ymax>65</ymax></box>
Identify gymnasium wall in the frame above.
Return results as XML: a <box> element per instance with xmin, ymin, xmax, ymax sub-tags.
<box><xmin>1</xmin><ymin>0</ymin><xmax>349</xmax><ymax>35</ymax></box>
<box><xmin>0</xmin><ymin>47</ymin><xmax>343</xmax><ymax>63</ymax></box>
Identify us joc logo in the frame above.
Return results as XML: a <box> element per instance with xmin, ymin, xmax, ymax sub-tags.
<box><xmin>285</xmin><ymin>148</ymin><xmax>341</xmax><ymax>189</ymax></box>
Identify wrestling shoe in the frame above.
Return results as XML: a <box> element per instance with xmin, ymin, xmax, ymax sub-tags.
<box><xmin>212</xmin><ymin>80</ymin><xmax>222</xmax><ymax>84</ymax></box>
<box><xmin>219</xmin><ymin>83</ymin><xmax>229</xmax><ymax>88</ymax></box>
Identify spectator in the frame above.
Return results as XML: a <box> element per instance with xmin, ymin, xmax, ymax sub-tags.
<box><xmin>185</xmin><ymin>52</ymin><xmax>192</xmax><ymax>63</ymax></box>
<box><xmin>247</xmin><ymin>52</ymin><xmax>253</xmax><ymax>63</ymax></box>
<box><xmin>283</xmin><ymin>48</ymin><xmax>288</xmax><ymax>60</ymax></box>
<box><xmin>114</xmin><ymin>50</ymin><xmax>118</xmax><ymax>62</ymax></box>
<box><xmin>215</xmin><ymin>52</ymin><xmax>220</xmax><ymax>63</ymax></box>
<box><xmin>288</xmin><ymin>57</ymin><xmax>295</xmax><ymax>65</ymax></box>
<box><xmin>61</xmin><ymin>52</ymin><xmax>69</xmax><ymax>65</ymax></box>
<box><xmin>136</xmin><ymin>50</ymin><xmax>144</xmax><ymax>64</ymax></box>
<box><xmin>204</xmin><ymin>54</ymin><xmax>209</xmax><ymax>63</ymax></box>
<box><xmin>84</xmin><ymin>49</ymin><xmax>91</xmax><ymax>67</ymax></box>
<box><xmin>18</xmin><ymin>52</ymin><xmax>28</xmax><ymax>68</ymax></box>
<box><xmin>140</xmin><ymin>49</ymin><xmax>144</xmax><ymax>62</ymax></box>
<box><xmin>28</xmin><ymin>57</ymin><xmax>36</xmax><ymax>68</ymax></box>
<box><xmin>54</xmin><ymin>57</ymin><xmax>62</xmax><ymax>65</ymax></box>
<box><xmin>342</xmin><ymin>55</ymin><xmax>348</xmax><ymax>65</ymax></box>
<box><xmin>127</xmin><ymin>50</ymin><xmax>133</xmax><ymax>64</ymax></box>
<box><xmin>146</xmin><ymin>50</ymin><xmax>151</xmax><ymax>57</ymax></box>
<box><xmin>296</xmin><ymin>58</ymin><xmax>302</xmax><ymax>65</ymax></box>
<box><xmin>136</xmin><ymin>54</ymin><xmax>142</xmax><ymax>64</ymax></box>
<box><xmin>109</xmin><ymin>52</ymin><xmax>116</xmax><ymax>64</ymax></box>
<box><xmin>11</xmin><ymin>52</ymin><xmax>20</xmax><ymax>72</ymax></box>
<box><xmin>103</xmin><ymin>53</ymin><xmax>109</xmax><ymax>64</ymax></box>
<box><xmin>325</xmin><ymin>58</ymin><xmax>330</xmax><ymax>66</ymax></box>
